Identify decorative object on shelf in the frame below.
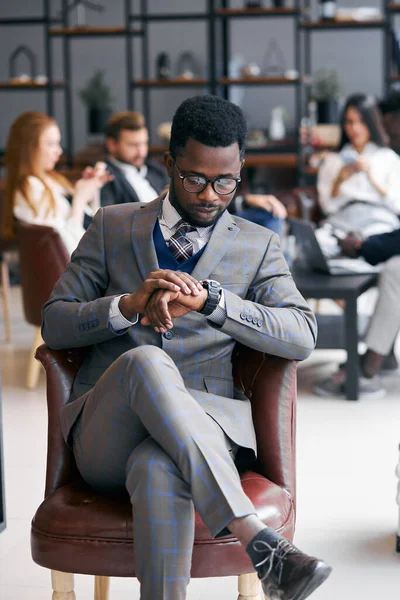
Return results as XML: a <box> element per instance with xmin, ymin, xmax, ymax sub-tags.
<box><xmin>229</xmin><ymin>54</ymin><xmax>246</xmax><ymax>107</ymax></box>
<box><xmin>61</xmin><ymin>0</ymin><xmax>104</xmax><ymax>28</ymax></box>
<box><xmin>310</xmin><ymin>68</ymin><xmax>342</xmax><ymax>124</ymax></box>
<box><xmin>176</xmin><ymin>52</ymin><xmax>199</xmax><ymax>80</ymax></box>
<box><xmin>9</xmin><ymin>45</ymin><xmax>37</xmax><ymax>83</ymax></box>
<box><xmin>334</xmin><ymin>7</ymin><xmax>381</xmax><ymax>21</ymax></box>
<box><xmin>157</xmin><ymin>122</ymin><xmax>172</xmax><ymax>141</ymax></box>
<box><xmin>272</xmin><ymin>0</ymin><xmax>285</xmax><ymax>8</ymax></box>
<box><xmin>319</xmin><ymin>0</ymin><xmax>337</xmax><ymax>21</ymax></box>
<box><xmin>78</xmin><ymin>69</ymin><xmax>114</xmax><ymax>135</ymax></box>
<box><xmin>241</xmin><ymin>62</ymin><xmax>261</xmax><ymax>78</ymax></box>
<box><xmin>35</xmin><ymin>75</ymin><xmax>48</xmax><ymax>85</ymax></box>
<box><xmin>156</xmin><ymin>52</ymin><xmax>171</xmax><ymax>79</ymax></box>
<box><xmin>262</xmin><ymin>38</ymin><xmax>286</xmax><ymax>77</ymax></box>
<box><xmin>269</xmin><ymin>106</ymin><xmax>287</xmax><ymax>141</ymax></box>
<box><xmin>245</xmin><ymin>1</ymin><xmax>263</xmax><ymax>7</ymax></box>
<box><xmin>245</xmin><ymin>129</ymin><xmax>268</xmax><ymax>149</ymax></box>
<box><xmin>284</xmin><ymin>69</ymin><xmax>299</xmax><ymax>80</ymax></box>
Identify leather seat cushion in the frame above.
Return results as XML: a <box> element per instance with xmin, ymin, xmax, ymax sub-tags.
<box><xmin>31</xmin><ymin>472</ymin><xmax>295</xmax><ymax>578</ymax></box>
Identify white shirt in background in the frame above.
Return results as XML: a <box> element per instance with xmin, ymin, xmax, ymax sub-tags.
<box><xmin>110</xmin><ymin>157</ymin><xmax>159</xmax><ymax>203</ymax></box>
<box><xmin>317</xmin><ymin>142</ymin><xmax>400</xmax><ymax>216</ymax></box>
<box><xmin>13</xmin><ymin>176</ymin><xmax>85</xmax><ymax>255</ymax></box>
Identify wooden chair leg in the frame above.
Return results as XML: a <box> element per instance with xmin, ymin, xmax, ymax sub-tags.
<box><xmin>26</xmin><ymin>327</ymin><xmax>43</xmax><ymax>389</ymax></box>
<box><xmin>0</xmin><ymin>259</ymin><xmax>11</xmax><ymax>342</ymax></box>
<box><xmin>94</xmin><ymin>576</ymin><xmax>110</xmax><ymax>600</ymax></box>
<box><xmin>238</xmin><ymin>572</ymin><xmax>262</xmax><ymax>600</ymax></box>
<box><xmin>51</xmin><ymin>570</ymin><xmax>76</xmax><ymax>600</ymax></box>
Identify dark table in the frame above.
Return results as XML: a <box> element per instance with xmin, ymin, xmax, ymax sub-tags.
<box><xmin>292</xmin><ymin>266</ymin><xmax>378</xmax><ymax>400</ymax></box>
<box><xmin>0</xmin><ymin>381</ymin><xmax>5</xmax><ymax>532</ymax></box>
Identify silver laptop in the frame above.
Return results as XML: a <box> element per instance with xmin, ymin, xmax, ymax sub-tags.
<box><xmin>289</xmin><ymin>219</ymin><xmax>381</xmax><ymax>276</ymax></box>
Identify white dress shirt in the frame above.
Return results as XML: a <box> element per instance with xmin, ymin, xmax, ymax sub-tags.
<box><xmin>109</xmin><ymin>193</ymin><xmax>226</xmax><ymax>331</ymax></box>
<box><xmin>110</xmin><ymin>157</ymin><xmax>159</xmax><ymax>204</ymax></box>
<box><xmin>317</xmin><ymin>142</ymin><xmax>400</xmax><ymax>216</ymax></box>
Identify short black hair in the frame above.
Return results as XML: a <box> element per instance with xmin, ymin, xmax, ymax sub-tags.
<box><xmin>169</xmin><ymin>95</ymin><xmax>247</xmax><ymax>160</ymax></box>
<box><xmin>339</xmin><ymin>93</ymin><xmax>389</xmax><ymax>149</ymax></box>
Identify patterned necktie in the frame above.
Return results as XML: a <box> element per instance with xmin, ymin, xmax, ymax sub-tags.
<box><xmin>168</xmin><ymin>221</ymin><xmax>196</xmax><ymax>263</ymax></box>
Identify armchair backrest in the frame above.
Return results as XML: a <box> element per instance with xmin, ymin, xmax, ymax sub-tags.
<box><xmin>16</xmin><ymin>220</ymin><xmax>70</xmax><ymax>327</ymax></box>
<box><xmin>36</xmin><ymin>344</ymin><xmax>297</xmax><ymax>505</ymax></box>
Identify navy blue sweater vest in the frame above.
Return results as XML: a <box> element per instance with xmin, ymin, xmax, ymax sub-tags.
<box><xmin>153</xmin><ymin>220</ymin><xmax>206</xmax><ymax>273</ymax></box>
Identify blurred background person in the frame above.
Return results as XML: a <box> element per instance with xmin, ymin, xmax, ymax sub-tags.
<box><xmin>3</xmin><ymin>111</ymin><xmax>110</xmax><ymax>255</ymax></box>
<box><xmin>100</xmin><ymin>111</ymin><xmax>169</xmax><ymax>206</ymax></box>
<box><xmin>316</xmin><ymin>93</ymin><xmax>400</xmax><ymax>255</ymax></box>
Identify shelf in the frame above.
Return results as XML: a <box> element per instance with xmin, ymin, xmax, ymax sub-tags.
<box><xmin>245</xmin><ymin>153</ymin><xmax>297</xmax><ymax>168</ymax></box>
<box><xmin>134</xmin><ymin>13</ymin><xmax>208</xmax><ymax>21</ymax></box>
<box><xmin>219</xmin><ymin>76</ymin><xmax>298</xmax><ymax>85</ymax></box>
<box><xmin>132</xmin><ymin>78</ymin><xmax>209</xmax><ymax>87</ymax></box>
<box><xmin>0</xmin><ymin>17</ymin><xmax>62</xmax><ymax>25</ymax></box>
<box><xmin>390</xmin><ymin>74</ymin><xmax>400</xmax><ymax>81</ymax></box>
<box><xmin>301</xmin><ymin>19</ymin><xmax>384</xmax><ymax>29</ymax></box>
<box><xmin>216</xmin><ymin>8</ymin><xmax>297</xmax><ymax>17</ymax></box>
<box><xmin>388</xmin><ymin>3</ymin><xmax>400</xmax><ymax>12</ymax></box>
<box><xmin>50</xmin><ymin>27</ymin><xmax>142</xmax><ymax>36</ymax></box>
<box><xmin>0</xmin><ymin>81</ymin><xmax>65</xmax><ymax>89</ymax></box>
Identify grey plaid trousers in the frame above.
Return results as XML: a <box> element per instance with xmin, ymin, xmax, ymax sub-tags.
<box><xmin>72</xmin><ymin>345</ymin><xmax>255</xmax><ymax>600</ymax></box>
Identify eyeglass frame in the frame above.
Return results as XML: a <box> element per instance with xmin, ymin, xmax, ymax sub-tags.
<box><xmin>171</xmin><ymin>158</ymin><xmax>242</xmax><ymax>195</ymax></box>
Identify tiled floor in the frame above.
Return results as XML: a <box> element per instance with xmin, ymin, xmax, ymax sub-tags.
<box><xmin>1</xmin><ymin>286</ymin><xmax>399</xmax><ymax>599</ymax></box>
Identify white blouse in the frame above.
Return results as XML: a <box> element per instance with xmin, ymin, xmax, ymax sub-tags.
<box><xmin>13</xmin><ymin>176</ymin><xmax>86</xmax><ymax>255</ymax></box>
<box><xmin>317</xmin><ymin>142</ymin><xmax>400</xmax><ymax>216</ymax></box>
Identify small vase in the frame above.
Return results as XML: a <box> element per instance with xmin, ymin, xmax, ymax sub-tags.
<box><xmin>317</xmin><ymin>100</ymin><xmax>338</xmax><ymax>124</ymax></box>
<box><xmin>88</xmin><ymin>108</ymin><xmax>112</xmax><ymax>134</ymax></box>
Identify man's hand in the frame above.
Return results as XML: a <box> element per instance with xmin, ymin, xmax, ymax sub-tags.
<box><xmin>245</xmin><ymin>194</ymin><xmax>288</xmax><ymax>218</ymax></box>
<box><xmin>119</xmin><ymin>270</ymin><xmax>203</xmax><ymax>321</ymax></box>
<box><xmin>339</xmin><ymin>232</ymin><xmax>363</xmax><ymax>258</ymax></box>
<box><xmin>141</xmin><ymin>287</ymin><xmax>208</xmax><ymax>333</ymax></box>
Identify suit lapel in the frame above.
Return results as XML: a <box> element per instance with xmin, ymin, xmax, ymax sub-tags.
<box><xmin>191</xmin><ymin>210</ymin><xmax>240</xmax><ymax>281</ymax></box>
<box><xmin>130</xmin><ymin>196</ymin><xmax>162</xmax><ymax>280</ymax></box>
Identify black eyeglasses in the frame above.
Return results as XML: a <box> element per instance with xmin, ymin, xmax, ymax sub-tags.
<box><xmin>172</xmin><ymin>160</ymin><xmax>241</xmax><ymax>195</ymax></box>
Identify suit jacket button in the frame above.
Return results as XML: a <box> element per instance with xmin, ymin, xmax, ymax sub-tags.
<box><xmin>246</xmin><ymin>314</ymin><xmax>253</xmax><ymax>322</ymax></box>
<box><xmin>163</xmin><ymin>330</ymin><xmax>174</xmax><ymax>340</ymax></box>
<box><xmin>252</xmin><ymin>316</ymin><xmax>258</xmax><ymax>325</ymax></box>
<box><xmin>258</xmin><ymin>319</ymin><xmax>262</xmax><ymax>327</ymax></box>
<box><xmin>79</xmin><ymin>324</ymin><xmax>85</xmax><ymax>331</ymax></box>
<box><xmin>93</xmin><ymin>319</ymin><xmax>99</xmax><ymax>327</ymax></box>
<box><xmin>240</xmin><ymin>312</ymin><xmax>247</xmax><ymax>320</ymax></box>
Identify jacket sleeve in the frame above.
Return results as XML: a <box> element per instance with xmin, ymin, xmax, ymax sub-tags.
<box><xmin>213</xmin><ymin>233</ymin><xmax>318</xmax><ymax>361</ymax></box>
<box><xmin>360</xmin><ymin>228</ymin><xmax>400</xmax><ymax>265</ymax></box>
<box><xmin>41</xmin><ymin>208</ymin><xmax>122</xmax><ymax>349</ymax></box>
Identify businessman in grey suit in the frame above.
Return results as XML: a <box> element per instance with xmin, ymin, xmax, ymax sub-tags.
<box><xmin>42</xmin><ymin>95</ymin><xmax>331</xmax><ymax>600</ymax></box>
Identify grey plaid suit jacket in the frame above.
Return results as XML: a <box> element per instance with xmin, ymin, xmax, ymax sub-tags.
<box><xmin>42</xmin><ymin>195</ymin><xmax>317</xmax><ymax>452</ymax></box>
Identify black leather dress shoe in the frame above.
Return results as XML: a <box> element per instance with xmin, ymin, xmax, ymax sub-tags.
<box><xmin>252</xmin><ymin>537</ymin><xmax>332</xmax><ymax>600</ymax></box>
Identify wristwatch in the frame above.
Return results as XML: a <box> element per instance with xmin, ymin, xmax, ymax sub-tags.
<box><xmin>198</xmin><ymin>279</ymin><xmax>222</xmax><ymax>316</ymax></box>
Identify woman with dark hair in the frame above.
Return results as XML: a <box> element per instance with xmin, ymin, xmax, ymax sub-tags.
<box><xmin>317</xmin><ymin>93</ymin><xmax>400</xmax><ymax>244</ymax></box>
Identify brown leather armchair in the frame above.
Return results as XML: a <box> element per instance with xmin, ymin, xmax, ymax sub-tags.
<box><xmin>31</xmin><ymin>343</ymin><xmax>297</xmax><ymax>600</ymax></box>
<box><xmin>0</xmin><ymin>180</ymin><xmax>18</xmax><ymax>342</ymax></box>
<box><xmin>278</xmin><ymin>185</ymin><xmax>323</xmax><ymax>223</ymax></box>
<box><xmin>15</xmin><ymin>221</ymin><xmax>70</xmax><ymax>388</ymax></box>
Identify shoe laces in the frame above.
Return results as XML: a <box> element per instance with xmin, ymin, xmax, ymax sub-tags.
<box><xmin>253</xmin><ymin>538</ymin><xmax>296</xmax><ymax>585</ymax></box>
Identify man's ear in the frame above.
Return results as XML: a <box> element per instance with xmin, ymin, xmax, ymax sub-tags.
<box><xmin>106</xmin><ymin>137</ymin><xmax>115</xmax><ymax>155</ymax></box>
<box><xmin>164</xmin><ymin>152</ymin><xmax>174</xmax><ymax>178</ymax></box>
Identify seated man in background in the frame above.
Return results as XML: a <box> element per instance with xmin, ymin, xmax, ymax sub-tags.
<box><xmin>100</xmin><ymin>111</ymin><xmax>169</xmax><ymax>206</ymax></box>
<box><xmin>42</xmin><ymin>94</ymin><xmax>330</xmax><ymax>600</ymax></box>
<box><xmin>315</xmin><ymin>228</ymin><xmax>400</xmax><ymax>399</ymax></box>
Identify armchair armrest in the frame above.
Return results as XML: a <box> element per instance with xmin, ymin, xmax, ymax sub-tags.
<box><xmin>232</xmin><ymin>344</ymin><xmax>297</xmax><ymax>506</ymax></box>
<box><xmin>35</xmin><ymin>345</ymin><xmax>89</xmax><ymax>497</ymax></box>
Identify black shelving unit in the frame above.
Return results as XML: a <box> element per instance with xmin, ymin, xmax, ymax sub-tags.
<box><xmin>2</xmin><ymin>1</ymin><xmax>396</xmax><ymax>177</ymax></box>
<box><xmin>0</xmin><ymin>0</ymin><xmax>62</xmax><ymax>116</ymax></box>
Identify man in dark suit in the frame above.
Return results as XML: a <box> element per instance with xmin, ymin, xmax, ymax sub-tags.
<box><xmin>42</xmin><ymin>95</ymin><xmax>331</xmax><ymax>600</ymax></box>
<box><xmin>100</xmin><ymin>111</ymin><xmax>169</xmax><ymax>207</ymax></box>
